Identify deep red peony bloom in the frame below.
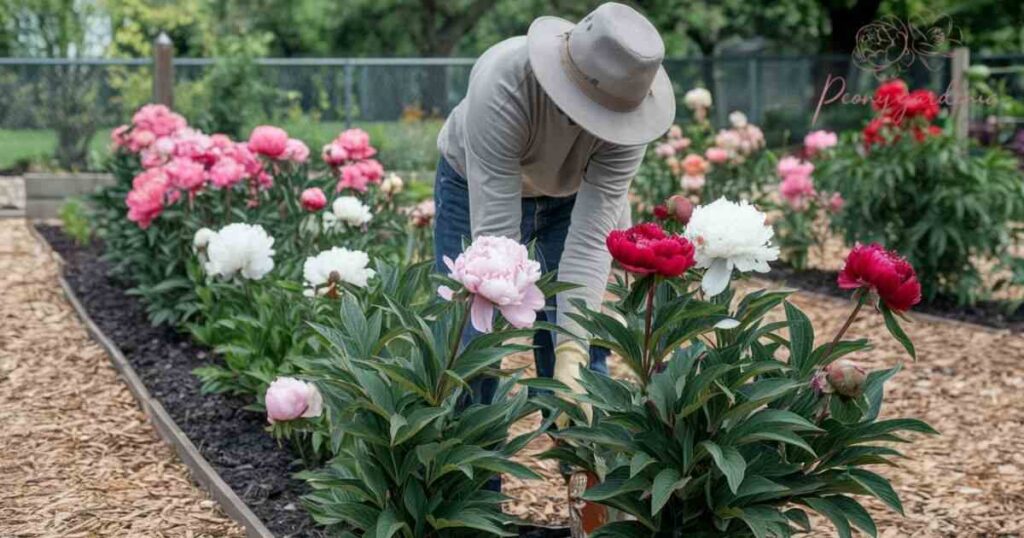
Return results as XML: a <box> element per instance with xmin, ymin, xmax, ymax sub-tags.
<box><xmin>872</xmin><ymin>79</ymin><xmax>909</xmax><ymax>118</ymax></box>
<box><xmin>838</xmin><ymin>243</ymin><xmax>921</xmax><ymax>312</ymax></box>
<box><xmin>862</xmin><ymin>117</ymin><xmax>900</xmax><ymax>147</ymax></box>
<box><xmin>606</xmin><ymin>223</ymin><xmax>695</xmax><ymax>277</ymax></box>
<box><xmin>903</xmin><ymin>89</ymin><xmax>940</xmax><ymax>121</ymax></box>
<box><xmin>653</xmin><ymin>204</ymin><xmax>670</xmax><ymax>220</ymax></box>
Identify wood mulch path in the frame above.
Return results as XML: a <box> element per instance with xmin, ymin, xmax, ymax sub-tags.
<box><xmin>0</xmin><ymin>219</ymin><xmax>242</xmax><ymax>537</ymax></box>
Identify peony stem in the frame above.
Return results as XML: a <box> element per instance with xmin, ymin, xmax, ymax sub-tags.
<box><xmin>642</xmin><ymin>278</ymin><xmax>656</xmax><ymax>383</ymax></box>
<box><xmin>822</xmin><ymin>291</ymin><xmax>865</xmax><ymax>364</ymax></box>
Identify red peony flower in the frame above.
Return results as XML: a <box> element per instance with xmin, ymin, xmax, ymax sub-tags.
<box><xmin>838</xmin><ymin>243</ymin><xmax>921</xmax><ymax>312</ymax></box>
<box><xmin>903</xmin><ymin>89</ymin><xmax>939</xmax><ymax>121</ymax></box>
<box><xmin>653</xmin><ymin>204</ymin><xmax>670</xmax><ymax>220</ymax></box>
<box><xmin>862</xmin><ymin>116</ymin><xmax>900</xmax><ymax>147</ymax></box>
<box><xmin>872</xmin><ymin>79</ymin><xmax>909</xmax><ymax>118</ymax></box>
<box><xmin>606</xmin><ymin>223</ymin><xmax>695</xmax><ymax>277</ymax></box>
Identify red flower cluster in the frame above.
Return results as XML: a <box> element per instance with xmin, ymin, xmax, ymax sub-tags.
<box><xmin>606</xmin><ymin>223</ymin><xmax>695</xmax><ymax>277</ymax></box>
<box><xmin>863</xmin><ymin>79</ymin><xmax>942</xmax><ymax>148</ymax></box>
<box><xmin>838</xmin><ymin>243</ymin><xmax>921</xmax><ymax>312</ymax></box>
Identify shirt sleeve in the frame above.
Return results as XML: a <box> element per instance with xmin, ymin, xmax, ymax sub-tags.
<box><xmin>556</xmin><ymin>142</ymin><xmax>645</xmax><ymax>344</ymax></box>
<box><xmin>462</xmin><ymin>68</ymin><xmax>529</xmax><ymax>241</ymax></box>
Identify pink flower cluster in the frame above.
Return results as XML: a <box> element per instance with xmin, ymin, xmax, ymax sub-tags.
<box><xmin>321</xmin><ymin>129</ymin><xmax>384</xmax><ymax>193</ymax></box>
<box><xmin>709</xmin><ymin>123</ymin><xmax>765</xmax><ymax>164</ymax></box>
<box><xmin>777</xmin><ymin>156</ymin><xmax>816</xmax><ymax>211</ymax></box>
<box><xmin>803</xmin><ymin>130</ymin><xmax>838</xmax><ymax>157</ymax></box>
<box><xmin>116</xmin><ymin>106</ymin><xmax>313</xmax><ymax>229</ymax></box>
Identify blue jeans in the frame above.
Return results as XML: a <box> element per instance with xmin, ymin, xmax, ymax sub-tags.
<box><xmin>433</xmin><ymin>157</ymin><xmax>609</xmax><ymax>406</ymax></box>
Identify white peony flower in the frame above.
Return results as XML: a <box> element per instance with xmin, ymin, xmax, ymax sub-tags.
<box><xmin>203</xmin><ymin>223</ymin><xmax>276</xmax><ymax>280</ymax></box>
<box><xmin>302</xmin><ymin>247</ymin><xmax>376</xmax><ymax>296</ymax></box>
<box><xmin>327</xmin><ymin>196</ymin><xmax>373</xmax><ymax>228</ymax></box>
<box><xmin>380</xmin><ymin>173</ymin><xmax>404</xmax><ymax>196</ymax></box>
<box><xmin>683</xmin><ymin>87</ymin><xmax>713</xmax><ymax>110</ymax></box>
<box><xmin>729</xmin><ymin>111</ymin><xmax>748</xmax><ymax>128</ymax></box>
<box><xmin>684</xmin><ymin>198</ymin><xmax>779</xmax><ymax>296</ymax></box>
<box><xmin>193</xmin><ymin>227</ymin><xmax>216</xmax><ymax>252</ymax></box>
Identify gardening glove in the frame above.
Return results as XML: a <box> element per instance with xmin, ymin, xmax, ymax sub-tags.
<box><xmin>553</xmin><ymin>340</ymin><xmax>592</xmax><ymax>428</ymax></box>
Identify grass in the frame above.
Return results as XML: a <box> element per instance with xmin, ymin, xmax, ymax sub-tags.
<box><xmin>0</xmin><ymin>119</ymin><xmax>443</xmax><ymax>174</ymax></box>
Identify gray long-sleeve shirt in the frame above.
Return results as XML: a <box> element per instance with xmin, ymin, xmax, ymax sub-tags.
<box><xmin>438</xmin><ymin>36</ymin><xmax>643</xmax><ymax>342</ymax></box>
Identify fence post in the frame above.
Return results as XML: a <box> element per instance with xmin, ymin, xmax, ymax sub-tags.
<box><xmin>343</xmin><ymin>61</ymin><xmax>354</xmax><ymax>128</ymax></box>
<box><xmin>950</xmin><ymin>47</ymin><xmax>970</xmax><ymax>141</ymax></box>
<box><xmin>153</xmin><ymin>32</ymin><xmax>174</xmax><ymax>108</ymax></box>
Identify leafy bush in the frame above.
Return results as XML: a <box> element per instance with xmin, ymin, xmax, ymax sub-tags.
<box><xmin>58</xmin><ymin>197</ymin><xmax>92</xmax><ymax>245</ymax></box>
<box><xmin>818</xmin><ymin>132</ymin><xmax>1024</xmax><ymax>303</ymax></box>
<box><xmin>542</xmin><ymin>238</ymin><xmax>935</xmax><ymax>537</ymax></box>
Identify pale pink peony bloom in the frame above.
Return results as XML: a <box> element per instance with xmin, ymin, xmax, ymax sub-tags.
<box><xmin>410</xmin><ymin>199</ymin><xmax>435</xmax><ymax>228</ymax></box>
<box><xmin>670</xmin><ymin>137</ymin><xmax>691</xmax><ymax>152</ymax></box>
<box><xmin>283</xmin><ymin>138</ymin><xmax>310</xmax><ymax>163</ymax></box>
<box><xmin>335</xmin><ymin>128</ymin><xmax>377</xmax><ymax>160</ymax></box>
<box><xmin>780</xmin><ymin>173</ymin><xmax>816</xmax><ymax>211</ymax></box>
<box><xmin>777</xmin><ymin>156</ymin><xmax>814</xmax><ymax>179</ymax></box>
<box><xmin>126</xmin><ymin>168</ymin><xmax>171</xmax><ymax>228</ymax></box>
<box><xmin>668</xmin><ymin>125</ymin><xmax>683</xmax><ymax>139</ymax></box>
<box><xmin>655</xmin><ymin>143</ymin><xmax>675</xmax><ymax>158</ymax></box>
<box><xmin>357</xmin><ymin>159</ymin><xmax>384</xmax><ymax>184</ymax></box>
<box><xmin>336</xmin><ymin>163</ymin><xmax>369</xmax><ymax>193</ymax></box>
<box><xmin>681</xmin><ymin>174</ymin><xmax>706</xmax><ymax>192</ymax></box>
<box><xmin>209</xmin><ymin>157</ymin><xmax>247</xmax><ymax>188</ymax></box>
<box><xmin>210</xmin><ymin>134</ymin><xmax>234</xmax><ymax>150</ymax></box>
<box><xmin>705</xmin><ymin>147</ymin><xmax>729</xmax><ymax>164</ymax></box>
<box><xmin>265</xmin><ymin>377</ymin><xmax>323</xmax><ymax>424</ymax></box>
<box><xmin>172</xmin><ymin>129</ymin><xmax>214</xmax><ymax>163</ymax></box>
<box><xmin>128</xmin><ymin>129</ymin><xmax>157</xmax><ymax>153</ymax></box>
<box><xmin>804</xmin><ymin>130</ymin><xmax>838</xmax><ymax>155</ymax></box>
<box><xmin>437</xmin><ymin>235</ymin><xmax>545</xmax><ymax>333</ymax></box>
<box><xmin>248</xmin><ymin>126</ymin><xmax>290</xmax><ymax>159</ymax></box>
<box><xmin>828</xmin><ymin>192</ymin><xmax>845</xmax><ymax>214</ymax></box>
<box><xmin>300</xmin><ymin>187</ymin><xmax>327</xmax><ymax>211</ymax></box>
<box><xmin>165</xmin><ymin>157</ymin><xmax>207</xmax><ymax>192</ymax></box>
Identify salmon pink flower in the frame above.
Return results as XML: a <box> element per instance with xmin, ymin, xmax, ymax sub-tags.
<box><xmin>837</xmin><ymin>243</ymin><xmax>921</xmax><ymax>312</ymax></box>
<box><xmin>437</xmin><ymin>235</ymin><xmax>544</xmax><ymax>333</ymax></box>
<box><xmin>300</xmin><ymin>187</ymin><xmax>327</xmax><ymax>211</ymax></box>
<box><xmin>606</xmin><ymin>223</ymin><xmax>695</xmax><ymax>278</ymax></box>
<box><xmin>335</xmin><ymin>128</ymin><xmax>377</xmax><ymax>160</ymax></box>
<box><xmin>265</xmin><ymin>377</ymin><xmax>323</xmax><ymax>424</ymax></box>
<box><xmin>126</xmin><ymin>168</ymin><xmax>171</xmax><ymax>229</ymax></box>
<box><xmin>165</xmin><ymin>157</ymin><xmax>206</xmax><ymax>192</ymax></box>
<box><xmin>705</xmin><ymin>147</ymin><xmax>729</xmax><ymax>164</ymax></box>
<box><xmin>248</xmin><ymin>126</ymin><xmax>289</xmax><ymax>159</ymax></box>
<box><xmin>682</xmin><ymin>153</ymin><xmax>709</xmax><ymax>176</ymax></box>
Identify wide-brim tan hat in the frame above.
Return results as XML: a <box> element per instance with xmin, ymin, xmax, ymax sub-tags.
<box><xmin>528</xmin><ymin>2</ymin><xmax>675</xmax><ymax>146</ymax></box>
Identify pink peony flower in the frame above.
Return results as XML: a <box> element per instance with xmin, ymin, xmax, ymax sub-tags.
<box><xmin>780</xmin><ymin>173</ymin><xmax>816</xmax><ymax>211</ymax></box>
<box><xmin>357</xmin><ymin>159</ymin><xmax>384</xmax><ymax>184</ymax></box>
<box><xmin>132</xmin><ymin>104</ymin><xmax>187</xmax><ymax>138</ymax></box>
<box><xmin>128</xmin><ymin>129</ymin><xmax>157</xmax><ymax>153</ymax></box>
<box><xmin>126</xmin><ymin>168</ymin><xmax>171</xmax><ymax>229</ymax></box>
<box><xmin>111</xmin><ymin>125</ymin><xmax>130</xmax><ymax>149</ymax></box>
<box><xmin>437</xmin><ymin>235</ymin><xmax>545</xmax><ymax>333</ymax></box>
<box><xmin>165</xmin><ymin>157</ymin><xmax>207</xmax><ymax>192</ymax></box>
<box><xmin>265</xmin><ymin>377</ymin><xmax>323</xmax><ymax>424</ymax></box>
<box><xmin>827</xmin><ymin>192</ymin><xmax>845</xmax><ymax>214</ymax></box>
<box><xmin>777</xmin><ymin>156</ymin><xmax>814</xmax><ymax>179</ymax></box>
<box><xmin>804</xmin><ymin>130</ymin><xmax>838</xmax><ymax>155</ymax></box>
<box><xmin>208</xmin><ymin>157</ymin><xmax>247</xmax><ymax>188</ymax></box>
<box><xmin>210</xmin><ymin>134</ymin><xmax>234</xmax><ymax>150</ymax></box>
<box><xmin>670</xmin><ymin>137</ymin><xmax>691</xmax><ymax>152</ymax></box>
<box><xmin>248</xmin><ymin>126</ymin><xmax>290</xmax><ymax>159</ymax></box>
<box><xmin>681</xmin><ymin>154</ymin><xmax>709</xmax><ymax>176</ymax></box>
<box><xmin>337</xmin><ymin>163</ymin><xmax>369</xmax><ymax>193</ymax></box>
<box><xmin>681</xmin><ymin>174</ymin><xmax>706</xmax><ymax>192</ymax></box>
<box><xmin>668</xmin><ymin>125</ymin><xmax>683</xmax><ymax>139</ymax></box>
<box><xmin>300</xmin><ymin>187</ymin><xmax>327</xmax><ymax>211</ymax></box>
<box><xmin>335</xmin><ymin>128</ymin><xmax>377</xmax><ymax>160</ymax></box>
<box><xmin>410</xmin><ymin>199</ymin><xmax>435</xmax><ymax>228</ymax></box>
<box><xmin>655</xmin><ymin>143</ymin><xmax>675</xmax><ymax>158</ymax></box>
<box><xmin>705</xmin><ymin>147</ymin><xmax>729</xmax><ymax>164</ymax></box>
<box><xmin>321</xmin><ymin>141</ymin><xmax>349</xmax><ymax>166</ymax></box>
<box><xmin>283</xmin><ymin>138</ymin><xmax>310</xmax><ymax>163</ymax></box>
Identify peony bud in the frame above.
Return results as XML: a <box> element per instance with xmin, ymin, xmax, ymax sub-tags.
<box><xmin>667</xmin><ymin>195</ymin><xmax>693</xmax><ymax>225</ymax></box>
<box><xmin>265</xmin><ymin>377</ymin><xmax>323</xmax><ymax>424</ymax></box>
<box><xmin>300</xmin><ymin>187</ymin><xmax>327</xmax><ymax>212</ymax></box>
<box><xmin>826</xmin><ymin>359</ymin><xmax>867</xmax><ymax>398</ymax></box>
<box><xmin>653</xmin><ymin>204</ymin><xmax>670</xmax><ymax>220</ymax></box>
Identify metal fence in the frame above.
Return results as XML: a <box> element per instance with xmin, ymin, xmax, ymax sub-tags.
<box><xmin>1</xmin><ymin>53</ymin><xmax>1021</xmax><ymax>158</ymax></box>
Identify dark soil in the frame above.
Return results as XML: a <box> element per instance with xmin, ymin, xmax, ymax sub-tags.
<box><xmin>37</xmin><ymin>225</ymin><xmax>573</xmax><ymax>538</ymax></box>
<box><xmin>38</xmin><ymin>225</ymin><xmax>324</xmax><ymax>538</ymax></box>
<box><xmin>767</xmin><ymin>263</ymin><xmax>1024</xmax><ymax>333</ymax></box>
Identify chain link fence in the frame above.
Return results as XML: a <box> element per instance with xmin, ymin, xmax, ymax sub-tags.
<box><xmin>1</xmin><ymin>54</ymin><xmax>1021</xmax><ymax>169</ymax></box>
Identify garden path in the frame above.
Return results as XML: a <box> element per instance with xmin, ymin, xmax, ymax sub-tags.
<box><xmin>0</xmin><ymin>219</ymin><xmax>242</xmax><ymax>537</ymax></box>
<box><xmin>504</xmin><ymin>278</ymin><xmax>1024</xmax><ymax>536</ymax></box>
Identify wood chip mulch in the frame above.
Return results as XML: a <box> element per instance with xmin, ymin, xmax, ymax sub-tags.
<box><xmin>0</xmin><ymin>219</ymin><xmax>242</xmax><ymax>537</ymax></box>
<box><xmin>503</xmin><ymin>279</ymin><xmax>1024</xmax><ymax>536</ymax></box>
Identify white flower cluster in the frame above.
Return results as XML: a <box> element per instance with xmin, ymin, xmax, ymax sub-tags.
<box><xmin>323</xmin><ymin>196</ymin><xmax>373</xmax><ymax>230</ymax></box>
<box><xmin>302</xmin><ymin>247</ymin><xmax>376</xmax><ymax>296</ymax></box>
<box><xmin>684</xmin><ymin>198</ymin><xmax>779</xmax><ymax>296</ymax></box>
<box><xmin>202</xmin><ymin>223</ymin><xmax>276</xmax><ymax>280</ymax></box>
<box><xmin>683</xmin><ymin>87</ymin><xmax>713</xmax><ymax>110</ymax></box>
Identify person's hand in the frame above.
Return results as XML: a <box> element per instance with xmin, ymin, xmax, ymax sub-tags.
<box><xmin>553</xmin><ymin>340</ymin><xmax>592</xmax><ymax>428</ymax></box>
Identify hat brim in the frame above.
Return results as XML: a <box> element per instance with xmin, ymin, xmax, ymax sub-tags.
<box><xmin>527</xmin><ymin>16</ymin><xmax>675</xmax><ymax>146</ymax></box>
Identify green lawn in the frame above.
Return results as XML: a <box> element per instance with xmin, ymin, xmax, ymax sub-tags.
<box><xmin>0</xmin><ymin>119</ymin><xmax>443</xmax><ymax>173</ymax></box>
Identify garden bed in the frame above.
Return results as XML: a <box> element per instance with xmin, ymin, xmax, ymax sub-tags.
<box><xmin>37</xmin><ymin>225</ymin><xmax>324</xmax><ymax>537</ymax></box>
<box><xmin>37</xmin><ymin>224</ymin><xmax>574</xmax><ymax>538</ymax></box>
